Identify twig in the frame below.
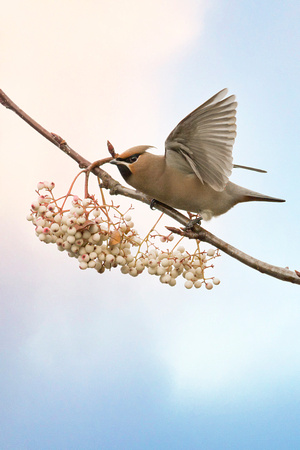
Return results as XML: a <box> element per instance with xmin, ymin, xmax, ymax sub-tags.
<box><xmin>166</xmin><ymin>226</ymin><xmax>299</xmax><ymax>284</ymax></box>
<box><xmin>1</xmin><ymin>88</ymin><xmax>299</xmax><ymax>285</ymax></box>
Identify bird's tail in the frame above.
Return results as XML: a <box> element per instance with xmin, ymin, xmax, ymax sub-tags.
<box><xmin>228</xmin><ymin>183</ymin><xmax>285</xmax><ymax>204</ymax></box>
<box><xmin>242</xmin><ymin>190</ymin><xmax>285</xmax><ymax>203</ymax></box>
<box><xmin>244</xmin><ymin>195</ymin><xmax>285</xmax><ymax>203</ymax></box>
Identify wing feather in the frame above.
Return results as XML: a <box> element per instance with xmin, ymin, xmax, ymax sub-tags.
<box><xmin>165</xmin><ymin>89</ymin><xmax>237</xmax><ymax>191</ymax></box>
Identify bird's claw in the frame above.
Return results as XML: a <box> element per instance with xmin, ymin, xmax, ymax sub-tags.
<box><xmin>150</xmin><ymin>199</ymin><xmax>158</xmax><ymax>210</ymax></box>
<box><xmin>184</xmin><ymin>215</ymin><xmax>203</xmax><ymax>230</ymax></box>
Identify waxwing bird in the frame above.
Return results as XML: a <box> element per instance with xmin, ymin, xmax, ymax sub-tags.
<box><xmin>110</xmin><ymin>89</ymin><xmax>285</xmax><ymax>220</ymax></box>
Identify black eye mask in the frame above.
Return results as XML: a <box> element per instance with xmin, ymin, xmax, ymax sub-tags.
<box><xmin>117</xmin><ymin>154</ymin><xmax>140</xmax><ymax>164</ymax></box>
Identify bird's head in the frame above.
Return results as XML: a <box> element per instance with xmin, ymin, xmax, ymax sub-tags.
<box><xmin>110</xmin><ymin>145</ymin><xmax>154</xmax><ymax>181</ymax></box>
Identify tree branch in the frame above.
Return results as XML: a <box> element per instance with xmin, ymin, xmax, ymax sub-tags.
<box><xmin>166</xmin><ymin>226</ymin><xmax>299</xmax><ymax>284</ymax></box>
<box><xmin>1</xmin><ymin>88</ymin><xmax>299</xmax><ymax>285</ymax></box>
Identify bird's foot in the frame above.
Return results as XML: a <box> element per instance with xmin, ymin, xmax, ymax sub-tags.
<box><xmin>150</xmin><ymin>199</ymin><xmax>163</xmax><ymax>210</ymax></box>
<box><xmin>184</xmin><ymin>215</ymin><xmax>203</xmax><ymax>230</ymax></box>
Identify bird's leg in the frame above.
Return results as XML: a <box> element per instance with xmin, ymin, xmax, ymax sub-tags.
<box><xmin>185</xmin><ymin>213</ymin><xmax>203</xmax><ymax>229</ymax></box>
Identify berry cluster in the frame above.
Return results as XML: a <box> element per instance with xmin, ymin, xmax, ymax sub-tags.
<box><xmin>27</xmin><ymin>181</ymin><xmax>220</xmax><ymax>289</ymax></box>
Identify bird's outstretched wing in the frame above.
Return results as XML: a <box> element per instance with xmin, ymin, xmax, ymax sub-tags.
<box><xmin>165</xmin><ymin>89</ymin><xmax>237</xmax><ymax>191</ymax></box>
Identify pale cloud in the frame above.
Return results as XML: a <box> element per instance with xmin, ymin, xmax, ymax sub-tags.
<box><xmin>155</xmin><ymin>300</ymin><xmax>300</xmax><ymax>404</ymax></box>
<box><xmin>1</xmin><ymin>0</ymin><xmax>207</xmax><ymax>210</ymax></box>
<box><xmin>2</xmin><ymin>0</ymin><xmax>205</xmax><ymax>112</ymax></box>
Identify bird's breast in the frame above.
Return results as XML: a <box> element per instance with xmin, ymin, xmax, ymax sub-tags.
<box><xmin>124</xmin><ymin>157</ymin><xmax>238</xmax><ymax>218</ymax></box>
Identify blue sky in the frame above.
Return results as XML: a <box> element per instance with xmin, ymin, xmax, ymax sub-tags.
<box><xmin>1</xmin><ymin>1</ymin><xmax>300</xmax><ymax>449</ymax></box>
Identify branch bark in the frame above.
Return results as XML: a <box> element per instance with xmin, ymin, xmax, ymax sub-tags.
<box><xmin>1</xmin><ymin>89</ymin><xmax>299</xmax><ymax>285</ymax></box>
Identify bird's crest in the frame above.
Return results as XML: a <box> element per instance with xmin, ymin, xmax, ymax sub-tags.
<box><xmin>118</xmin><ymin>145</ymin><xmax>154</xmax><ymax>160</ymax></box>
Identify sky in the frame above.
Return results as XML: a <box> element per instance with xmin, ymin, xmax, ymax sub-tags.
<box><xmin>1</xmin><ymin>1</ymin><xmax>300</xmax><ymax>449</ymax></box>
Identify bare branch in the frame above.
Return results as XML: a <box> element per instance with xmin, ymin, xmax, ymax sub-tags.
<box><xmin>166</xmin><ymin>227</ymin><xmax>299</xmax><ymax>284</ymax></box>
<box><xmin>1</xmin><ymin>88</ymin><xmax>299</xmax><ymax>285</ymax></box>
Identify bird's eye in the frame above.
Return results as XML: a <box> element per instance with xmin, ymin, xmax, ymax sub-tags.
<box><xmin>128</xmin><ymin>155</ymin><xmax>138</xmax><ymax>163</ymax></box>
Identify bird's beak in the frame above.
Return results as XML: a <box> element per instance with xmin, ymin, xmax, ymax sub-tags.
<box><xmin>109</xmin><ymin>158</ymin><xmax>119</xmax><ymax>166</ymax></box>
